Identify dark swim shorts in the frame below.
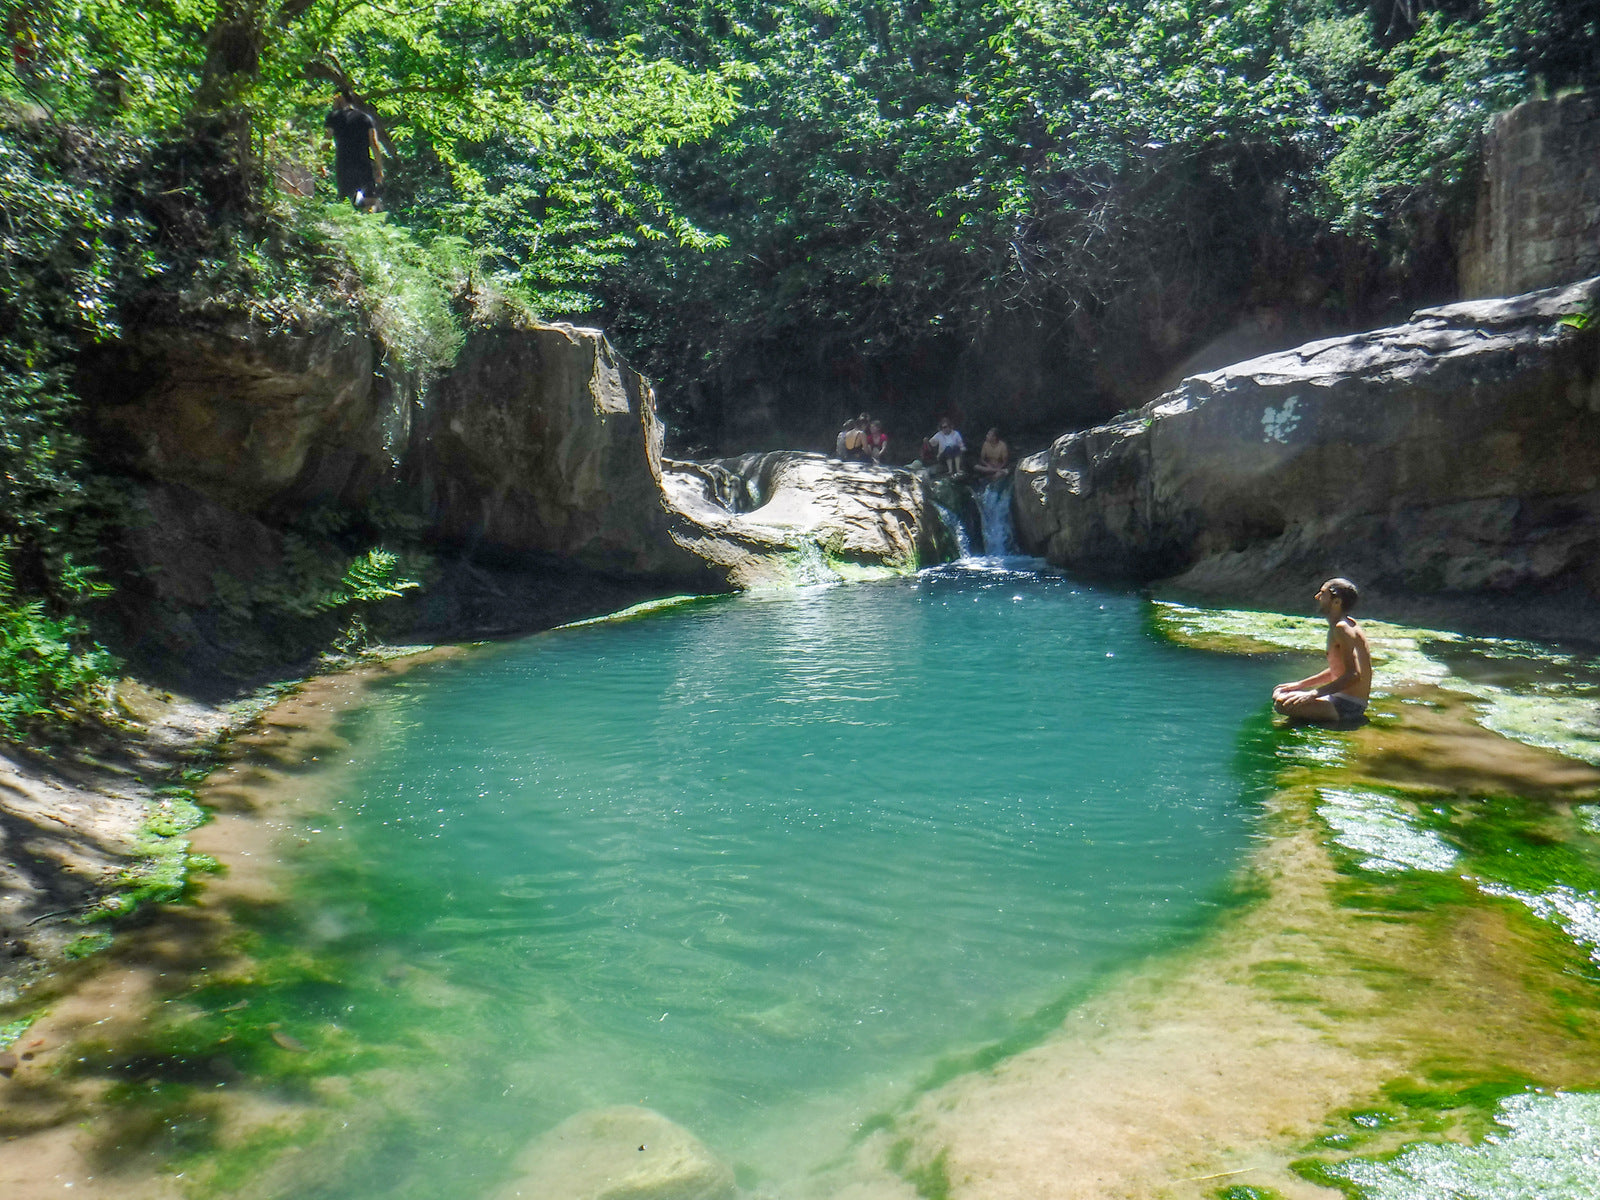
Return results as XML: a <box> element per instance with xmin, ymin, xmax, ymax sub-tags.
<box><xmin>1327</xmin><ymin>692</ymin><xmax>1369</xmax><ymax>721</ymax></box>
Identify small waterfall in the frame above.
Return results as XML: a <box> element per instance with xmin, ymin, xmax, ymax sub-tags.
<box><xmin>934</xmin><ymin>503</ymin><xmax>973</xmax><ymax>559</ymax></box>
<box><xmin>788</xmin><ymin>537</ymin><xmax>841</xmax><ymax>586</ymax></box>
<box><xmin>978</xmin><ymin>481</ymin><xmax>1018</xmax><ymax>556</ymax></box>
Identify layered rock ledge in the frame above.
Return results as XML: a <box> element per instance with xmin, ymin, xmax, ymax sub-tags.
<box><xmin>663</xmin><ymin>452</ymin><xmax>954</xmax><ymax>588</ymax></box>
<box><xmin>1014</xmin><ymin>278</ymin><xmax>1600</xmax><ymax>635</ymax></box>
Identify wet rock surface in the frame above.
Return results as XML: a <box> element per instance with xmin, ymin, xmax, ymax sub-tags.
<box><xmin>1014</xmin><ymin>277</ymin><xmax>1600</xmax><ymax>638</ymax></box>
<box><xmin>493</xmin><ymin>1106</ymin><xmax>736</xmax><ymax>1200</ymax></box>
<box><xmin>663</xmin><ymin>452</ymin><xmax>954</xmax><ymax>587</ymax></box>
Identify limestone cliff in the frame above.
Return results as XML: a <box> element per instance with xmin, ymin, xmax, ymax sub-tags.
<box><xmin>1461</xmin><ymin>93</ymin><xmax>1600</xmax><ymax>300</ymax></box>
<box><xmin>1014</xmin><ymin>278</ymin><xmax>1600</xmax><ymax>635</ymax></box>
<box><xmin>80</xmin><ymin>311</ymin><xmax>948</xmax><ymax>679</ymax></box>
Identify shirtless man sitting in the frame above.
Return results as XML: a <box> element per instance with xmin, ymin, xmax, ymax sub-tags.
<box><xmin>974</xmin><ymin>428</ymin><xmax>1009</xmax><ymax>482</ymax></box>
<box><xmin>1272</xmin><ymin>578</ymin><xmax>1372</xmax><ymax>724</ymax></box>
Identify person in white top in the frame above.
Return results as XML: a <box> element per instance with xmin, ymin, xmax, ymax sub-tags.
<box><xmin>929</xmin><ymin>417</ymin><xmax>965</xmax><ymax>475</ymax></box>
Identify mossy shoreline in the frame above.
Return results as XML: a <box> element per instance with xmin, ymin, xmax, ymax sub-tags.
<box><xmin>872</xmin><ymin>599</ymin><xmax>1600</xmax><ymax>1200</ymax></box>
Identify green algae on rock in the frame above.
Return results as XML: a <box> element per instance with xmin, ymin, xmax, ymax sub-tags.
<box><xmin>1152</xmin><ymin>601</ymin><xmax>1600</xmax><ymax>766</ymax></box>
<box><xmin>1316</xmin><ymin>788</ymin><xmax>1461</xmax><ymax>875</ymax></box>
<box><xmin>1479</xmin><ymin>884</ymin><xmax>1600</xmax><ymax>966</ymax></box>
<box><xmin>1315</xmin><ymin>1090</ymin><xmax>1600</xmax><ymax>1200</ymax></box>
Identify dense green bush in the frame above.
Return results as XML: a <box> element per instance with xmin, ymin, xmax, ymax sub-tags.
<box><xmin>0</xmin><ymin>547</ymin><xmax>119</xmax><ymax>738</ymax></box>
<box><xmin>0</xmin><ymin>115</ymin><xmax>145</xmax><ymax>736</ymax></box>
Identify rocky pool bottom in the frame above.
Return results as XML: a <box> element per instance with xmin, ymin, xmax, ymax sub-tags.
<box><xmin>2</xmin><ymin>576</ymin><xmax>1600</xmax><ymax>1200</ymax></box>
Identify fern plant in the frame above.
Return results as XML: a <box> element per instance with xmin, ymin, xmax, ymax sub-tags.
<box><xmin>322</xmin><ymin>548</ymin><xmax>421</xmax><ymax>653</ymax></box>
<box><xmin>0</xmin><ymin>547</ymin><xmax>119</xmax><ymax>739</ymax></box>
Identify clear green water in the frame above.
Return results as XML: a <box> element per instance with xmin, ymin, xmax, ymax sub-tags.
<box><xmin>212</xmin><ymin>565</ymin><xmax>1284</xmax><ymax>1197</ymax></box>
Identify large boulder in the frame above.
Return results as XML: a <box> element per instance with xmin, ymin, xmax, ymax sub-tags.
<box><xmin>662</xmin><ymin>452</ymin><xmax>955</xmax><ymax>588</ymax></box>
<box><xmin>1015</xmin><ymin>278</ymin><xmax>1600</xmax><ymax>629</ymax></box>
<box><xmin>412</xmin><ymin>323</ymin><xmax>708</xmax><ymax>581</ymax></box>
<box><xmin>493</xmin><ymin>1106</ymin><xmax>736</xmax><ymax>1200</ymax></box>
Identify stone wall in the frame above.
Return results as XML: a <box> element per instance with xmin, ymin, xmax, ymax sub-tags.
<box><xmin>1460</xmin><ymin>92</ymin><xmax>1600</xmax><ymax>299</ymax></box>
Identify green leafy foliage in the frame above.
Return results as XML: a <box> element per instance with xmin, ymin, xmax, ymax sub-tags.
<box><xmin>305</xmin><ymin>203</ymin><xmax>467</xmax><ymax>380</ymax></box>
<box><xmin>3</xmin><ymin>0</ymin><xmax>744</xmax><ymax>313</ymax></box>
<box><xmin>323</xmin><ymin>548</ymin><xmax>421</xmax><ymax>653</ymax></box>
<box><xmin>593</xmin><ymin>0</ymin><xmax>1595</xmax><ymax>439</ymax></box>
<box><xmin>323</xmin><ymin>548</ymin><xmax>420</xmax><ymax>610</ymax></box>
<box><xmin>0</xmin><ymin>545</ymin><xmax>119</xmax><ymax>739</ymax></box>
<box><xmin>1319</xmin><ymin>8</ymin><xmax>1523</xmax><ymax>234</ymax></box>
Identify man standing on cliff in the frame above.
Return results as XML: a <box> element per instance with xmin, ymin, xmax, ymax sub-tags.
<box><xmin>1272</xmin><ymin>578</ymin><xmax>1373</xmax><ymax>724</ymax></box>
<box><xmin>323</xmin><ymin>92</ymin><xmax>383</xmax><ymax>211</ymax></box>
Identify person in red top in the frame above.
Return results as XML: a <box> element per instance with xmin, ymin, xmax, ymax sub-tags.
<box><xmin>866</xmin><ymin>420</ymin><xmax>888</xmax><ymax>464</ymax></box>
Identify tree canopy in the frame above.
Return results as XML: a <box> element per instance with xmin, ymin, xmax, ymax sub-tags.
<box><xmin>6</xmin><ymin>0</ymin><xmax>1590</xmax><ymax>352</ymax></box>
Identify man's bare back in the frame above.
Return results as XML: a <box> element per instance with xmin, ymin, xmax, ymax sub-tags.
<box><xmin>1272</xmin><ymin>578</ymin><xmax>1372</xmax><ymax>724</ymax></box>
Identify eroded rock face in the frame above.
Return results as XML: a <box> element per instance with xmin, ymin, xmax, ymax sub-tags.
<box><xmin>413</xmin><ymin>323</ymin><xmax>708</xmax><ymax>581</ymax></box>
<box><xmin>1015</xmin><ymin>278</ymin><xmax>1600</xmax><ymax>625</ymax></box>
<box><xmin>663</xmin><ymin>452</ymin><xmax>954</xmax><ymax>588</ymax></box>
<box><xmin>1461</xmin><ymin>93</ymin><xmax>1600</xmax><ymax>299</ymax></box>
<box><xmin>83</xmin><ymin>316</ymin><xmax>388</xmax><ymax>513</ymax></box>
<box><xmin>86</xmin><ymin>312</ymin><xmax>946</xmax><ymax>608</ymax></box>
<box><xmin>493</xmin><ymin>1106</ymin><xmax>736</xmax><ymax>1200</ymax></box>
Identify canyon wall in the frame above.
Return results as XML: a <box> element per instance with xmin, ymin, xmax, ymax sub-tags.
<box><xmin>1014</xmin><ymin>278</ymin><xmax>1600</xmax><ymax>637</ymax></box>
<box><xmin>80</xmin><ymin>314</ymin><xmax>949</xmax><ymax>680</ymax></box>
<box><xmin>1461</xmin><ymin>92</ymin><xmax>1600</xmax><ymax>300</ymax></box>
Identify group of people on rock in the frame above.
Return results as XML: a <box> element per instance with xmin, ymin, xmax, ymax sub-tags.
<box><xmin>837</xmin><ymin>414</ymin><xmax>1013</xmax><ymax>485</ymax></box>
<box><xmin>836</xmin><ymin>413</ymin><xmax>890</xmax><ymax>464</ymax></box>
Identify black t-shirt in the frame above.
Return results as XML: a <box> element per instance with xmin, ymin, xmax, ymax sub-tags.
<box><xmin>325</xmin><ymin>107</ymin><xmax>376</xmax><ymax>171</ymax></box>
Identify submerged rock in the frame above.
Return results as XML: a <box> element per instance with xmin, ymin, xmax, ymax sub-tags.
<box><xmin>1015</xmin><ymin>277</ymin><xmax>1600</xmax><ymax>636</ymax></box>
<box><xmin>494</xmin><ymin>1106</ymin><xmax>736</xmax><ymax>1200</ymax></box>
<box><xmin>663</xmin><ymin>451</ymin><xmax>954</xmax><ymax>587</ymax></box>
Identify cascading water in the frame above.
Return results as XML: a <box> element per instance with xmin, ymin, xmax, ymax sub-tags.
<box><xmin>934</xmin><ymin>501</ymin><xmax>973</xmax><ymax>558</ymax></box>
<box><xmin>978</xmin><ymin>480</ymin><xmax>1019</xmax><ymax>556</ymax></box>
<box><xmin>786</xmin><ymin>535</ymin><xmax>841</xmax><ymax>586</ymax></box>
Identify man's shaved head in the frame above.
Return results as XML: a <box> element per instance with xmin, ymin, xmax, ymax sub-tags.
<box><xmin>1322</xmin><ymin>577</ymin><xmax>1359</xmax><ymax>613</ymax></box>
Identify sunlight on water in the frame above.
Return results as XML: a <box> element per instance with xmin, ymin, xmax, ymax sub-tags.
<box><xmin>1317</xmin><ymin>788</ymin><xmax>1461</xmax><ymax>875</ymax></box>
<box><xmin>223</xmin><ymin>566</ymin><xmax>1284</xmax><ymax>1198</ymax></box>
<box><xmin>1327</xmin><ymin>1091</ymin><xmax>1600</xmax><ymax>1200</ymax></box>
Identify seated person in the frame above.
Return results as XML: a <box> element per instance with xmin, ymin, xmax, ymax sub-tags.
<box><xmin>1272</xmin><ymin>578</ymin><xmax>1372</xmax><ymax>724</ymax></box>
<box><xmin>928</xmin><ymin>417</ymin><xmax>965</xmax><ymax>475</ymax></box>
<box><xmin>866</xmin><ymin>420</ymin><xmax>888</xmax><ymax>463</ymax></box>
<box><xmin>974</xmin><ymin>428</ymin><xmax>1009</xmax><ymax>482</ymax></box>
<box><xmin>841</xmin><ymin>416</ymin><xmax>872</xmax><ymax>462</ymax></box>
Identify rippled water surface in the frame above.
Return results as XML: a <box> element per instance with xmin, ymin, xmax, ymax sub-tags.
<box><xmin>230</xmin><ymin>564</ymin><xmax>1284</xmax><ymax>1197</ymax></box>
